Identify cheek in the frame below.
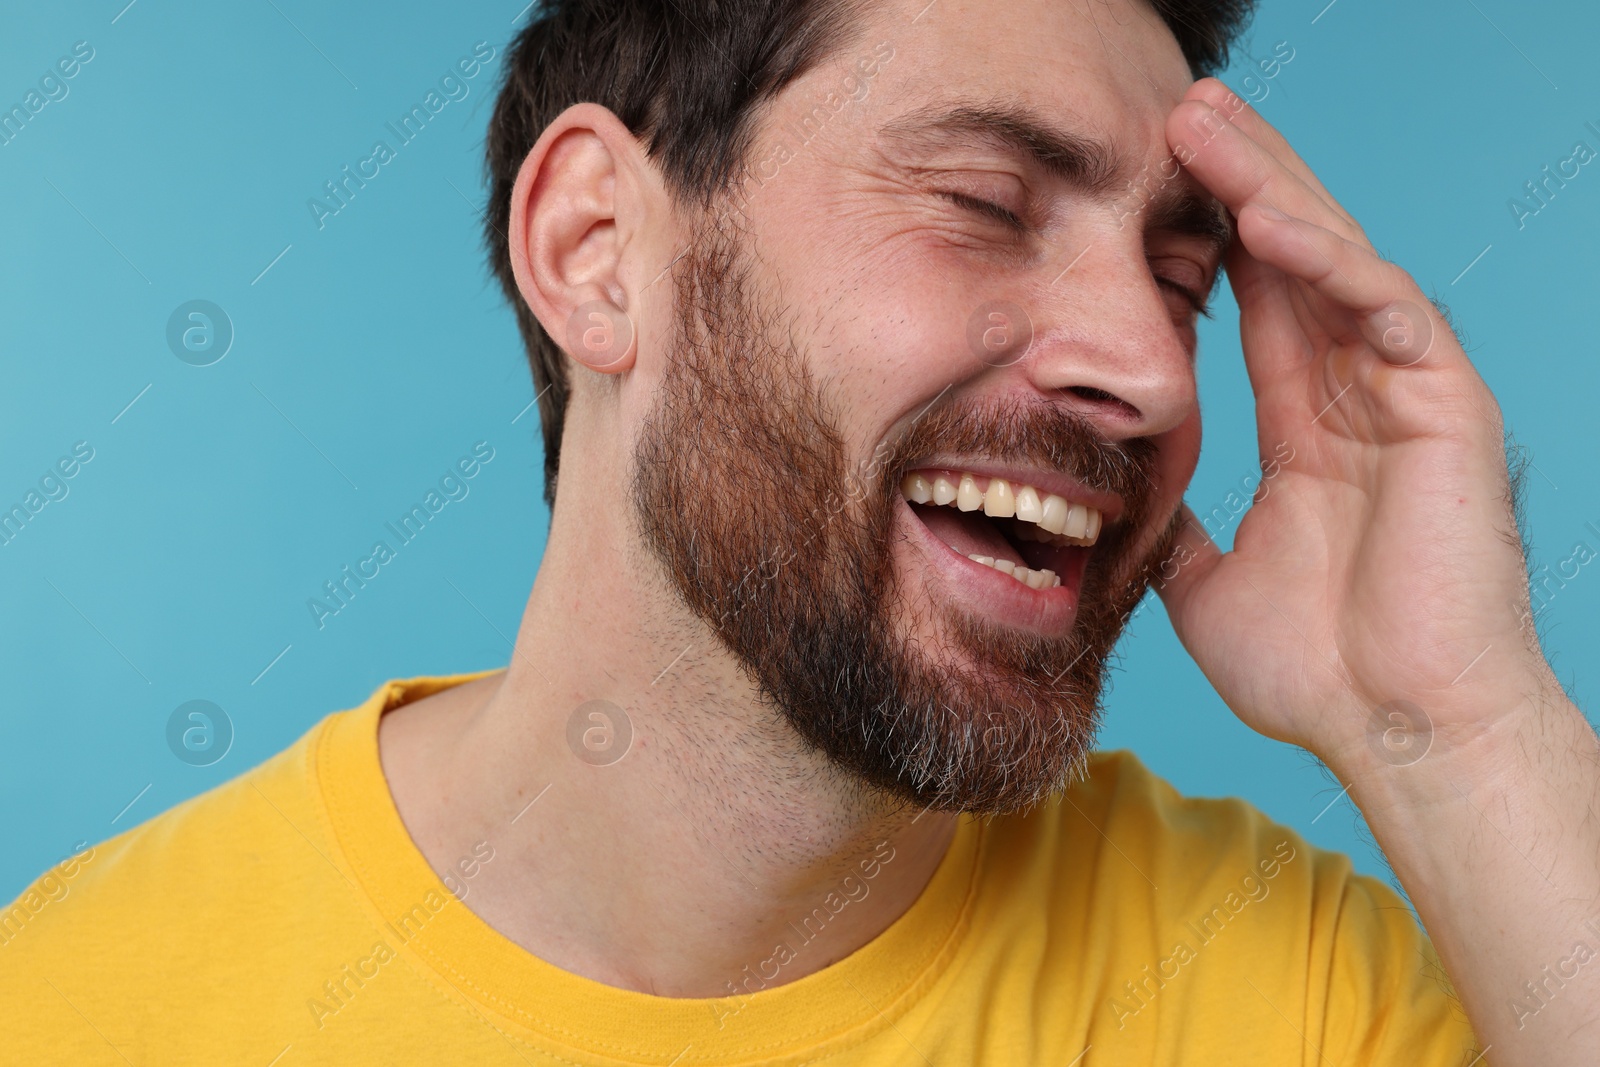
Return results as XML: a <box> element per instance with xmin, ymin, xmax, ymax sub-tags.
<box><xmin>784</xmin><ymin>248</ymin><xmax>998</xmax><ymax>456</ymax></box>
<box><xmin>749</xmin><ymin>168</ymin><xmax>1009</xmax><ymax>442</ymax></box>
<box><xmin>803</xmin><ymin>272</ymin><xmax>984</xmax><ymax>462</ymax></box>
<box><xmin>621</xmin><ymin>288</ymin><xmax>682</xmax><ymax>420</ymax></box>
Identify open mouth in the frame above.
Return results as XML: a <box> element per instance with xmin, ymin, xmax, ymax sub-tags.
<box><xmin>901</xmin><ymin>469</ymin><xmax>1105</xmax><ymax>591</ymax></box>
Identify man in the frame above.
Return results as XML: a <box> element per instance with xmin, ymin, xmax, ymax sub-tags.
<box><xmin>6</xmin><ymin>0</ymin><xmax>1597</xmax><ymax>1063</ymax></box>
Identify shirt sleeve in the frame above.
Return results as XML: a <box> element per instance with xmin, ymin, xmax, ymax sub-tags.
<box><xmin>1312</xmin><ymin>861</ymin><xmax>1487</xmax><ymax>1066</ymax></box>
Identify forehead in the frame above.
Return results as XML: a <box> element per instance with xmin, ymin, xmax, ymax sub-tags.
<box><xmin>851</xmin><ymin>0</ymin><xmax>1194</xmax><ymax>151</ymax></box>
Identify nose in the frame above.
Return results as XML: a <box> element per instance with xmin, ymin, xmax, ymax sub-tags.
<box><xmin>1015</xmin><ymin>234</ymin><xmax>1198</xmax><ymax>441</ymax></box>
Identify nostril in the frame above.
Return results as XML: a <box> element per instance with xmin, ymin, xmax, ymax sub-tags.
<box><xmin>1066</xmin><ymin>386</ymin><xmax>1142</xmax><ymax>420</ymax></box>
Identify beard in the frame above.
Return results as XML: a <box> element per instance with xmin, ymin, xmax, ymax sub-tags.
<box><xmin>630</xmin><ymin>219</ymin><xmax>1178</xmax><ymax>815</ymax></box>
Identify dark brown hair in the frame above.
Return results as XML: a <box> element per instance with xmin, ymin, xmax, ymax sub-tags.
<box><xmin>484</xmin><ymin>0</ymin><xmax>1256</xmax><ymax>505</ymax></box>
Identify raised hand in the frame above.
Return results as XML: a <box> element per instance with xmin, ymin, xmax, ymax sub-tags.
<box><xmin>1155</xmin><ymin>79</ymin><xmax>1548</xmax><ymax>770</ymax></box>
<box><xmin>1152</xmin><ymin>78</ymin><xmax>1600</xmax><ymax>1067</ymax></box>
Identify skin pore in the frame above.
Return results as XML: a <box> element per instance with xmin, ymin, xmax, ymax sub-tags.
<box><xmin>379</xmin><ymin>0</ymin><xmax>1218</xmax><ymax>998</ymax></box>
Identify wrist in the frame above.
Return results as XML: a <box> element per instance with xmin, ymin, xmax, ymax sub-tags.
<box><xmin>1323</xmin><ymin>671</ymin><xmax>1583</xmax><ymax>814</ymax></box>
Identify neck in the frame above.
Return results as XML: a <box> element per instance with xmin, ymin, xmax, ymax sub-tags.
<box><xmin>379</xmin><ymin>474</ymin><xmax>958</xmax><ymax>997</ymax></box>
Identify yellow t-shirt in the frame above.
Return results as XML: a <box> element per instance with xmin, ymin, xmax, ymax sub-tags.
<box><xmin>3</xmin><ymin>673</ymin><xmax>1483</xmax><ymax>1065</ymax></box>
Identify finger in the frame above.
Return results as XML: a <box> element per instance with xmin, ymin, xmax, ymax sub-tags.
<box><xmin>1167</xmin><ymin>97</ymin><xmax>1363</xmax><ymax>250</ymax></box>
<box><xmin>1223</xmin><ymin>237</ymin><xmax>1317</xmax><ymax>400</ymax></box>
<box><xmin>1152</xmin><ymin>503</ymin><xmax>1224</xmax><ymax>625</ymax></box>
<box><xmin>1183</xmin><ymin>78</ymin><xmax>1363</xmax><ymax>237</ymax></box>
<box><xmin>1234</xmin><ymin>203</ymin><xmax>1449</xmax><ymax>369</ymax></box>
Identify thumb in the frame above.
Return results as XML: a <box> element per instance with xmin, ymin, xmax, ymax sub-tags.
<box><xmin>1152</xmin><ymin>503</ymin><xmax>1225</xmax><ymax>627</ymax></box>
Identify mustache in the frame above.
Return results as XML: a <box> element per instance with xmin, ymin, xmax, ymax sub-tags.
<box><xmin>863</xmin><ymin>393</ymin><xmax>1161</xmax><ymax>526</ymax></box>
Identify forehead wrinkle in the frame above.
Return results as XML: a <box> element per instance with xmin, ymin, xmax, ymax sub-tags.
<box><xmin>877</xmin><ymin>99</ymin><xmax>1129</xmax><ymax>197</ymax></box>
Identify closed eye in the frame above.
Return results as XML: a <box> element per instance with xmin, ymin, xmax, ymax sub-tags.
<box><xmin>1158</xmin><ymin>277</ymin><xmax>1214</xmax><ymax>320</ymax></box>
<box><xmin>939</xmin><ymin>188</ymin><xmax>1214</xmax><ymax>317</ymax></box>
<box><xmin>938</xmin><ymin>190</ymin><xmax>1027</xmax><ymax>232</ymax></box>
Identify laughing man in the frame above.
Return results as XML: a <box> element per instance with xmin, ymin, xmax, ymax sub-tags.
<box><xmin>8</xmin><ymin>1</ymin><xmax>1599</xmax><ymax>1064</ymax></box>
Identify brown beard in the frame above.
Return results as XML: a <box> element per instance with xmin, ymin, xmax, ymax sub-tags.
<box><xmin>630</xmin><ymin>219</ymin><xmax>1178</xmax><ymax>815</ymax></box>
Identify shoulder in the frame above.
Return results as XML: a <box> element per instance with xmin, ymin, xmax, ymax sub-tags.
<box><xmin>991</xmin><ymin>748</ymin><xmax>1319</xmax><ymax>890</ymax></box>
<box><xmin>0</xmin><ymin>672</ymin><xmax>494</xmax><ymax>970</ymax></box>
<box><xmin>0</xmin><ymin>672</ymin><xmax>497</xmax><ymax>1060</ymax></box>
<box><xmin>2</xmin><ymin>708</ymin><xmax>337</xmax><ymax>962</ymax></box>
<box><xmin>0</xmin><ymin>708</ymin><xmax>344</xmax><ymax>1058</ymax></box>
<box><xmin>1024</xmin><ymin>747</ymin><xmax>1399</xmax><ymax>934</ymax></box>
<box><xmin>972</xmin><ymin>749</ymin><xmax>1479</xmax><ymax>1062</ymax></box>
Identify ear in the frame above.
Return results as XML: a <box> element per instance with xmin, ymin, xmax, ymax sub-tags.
<box><xmin>508</xmin><ymin>103</ymin><xmax>657</xmax><ymax>376</ymax></box>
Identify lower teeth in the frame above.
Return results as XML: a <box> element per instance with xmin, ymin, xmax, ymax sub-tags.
<box><xmin>965</xmin><ymin>553</ymin><xmax>1060</xmax><ymax>589</ymax></box>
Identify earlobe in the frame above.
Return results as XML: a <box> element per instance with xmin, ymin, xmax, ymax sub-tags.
<box><xmin>508</xmin><ymin>102</ymin><xmax>644</xmax><ymax>376</ymax></box>
<box><xmin>564</xmin><ymin>298</ymin><xmax>635</xmax><ymax>371</ymax></box>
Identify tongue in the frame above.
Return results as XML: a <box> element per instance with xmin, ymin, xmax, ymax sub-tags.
<box><xmin>912</xmin><ymin>504</ymin><xmax>1018</xmax><ymax>562</ymax></box>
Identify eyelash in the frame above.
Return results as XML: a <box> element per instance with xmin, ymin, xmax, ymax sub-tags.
<box><xmin>1159</xmin><ymin>278</ymin><xmax>1214</xmax><ymax>320</ymax></box>
<box><xmin>941</xmin><ymin>191</ymin><xmax>1213</xmax><ymax>321</ymax></box>
<box><xmin>939</xmin><ymin>191</ymin><xmax>1027</xmax><ymax>232</ymax></box>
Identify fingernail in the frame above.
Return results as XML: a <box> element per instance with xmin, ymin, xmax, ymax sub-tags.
<box><xmin>1255</xmin><ymin>205</ymin><xmax>1288</xmax><ymax>221</ymax></box>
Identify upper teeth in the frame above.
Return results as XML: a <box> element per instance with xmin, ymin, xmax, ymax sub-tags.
<box><xmin>900</xmin><ymin>471</ymin><xmax>1103</xmax><ymax>546</ymax></box>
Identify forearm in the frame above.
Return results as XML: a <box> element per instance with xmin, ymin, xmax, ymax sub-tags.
<box><xmin>1335</xmin><ymin>682</ymin><xmax>1600</xmax><ymax>1065</ymax></box>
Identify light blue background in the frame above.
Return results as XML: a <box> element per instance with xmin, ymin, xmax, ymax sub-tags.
<box><xmin>3</xmin><ymin>0</ymin><xmax>1597</xmax><ymax>899</ymax></box>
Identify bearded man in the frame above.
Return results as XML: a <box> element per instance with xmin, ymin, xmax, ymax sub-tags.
<box><xmin>7</xmin><ymin>0</ymin><xmax>1598</xmax><ymax>1064</ymax></box>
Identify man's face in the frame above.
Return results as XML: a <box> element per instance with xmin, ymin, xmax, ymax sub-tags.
<box><xmin>627</xmin><ymin>0</ymin><xmax>1221</xmax><ymax>813</ymax></box>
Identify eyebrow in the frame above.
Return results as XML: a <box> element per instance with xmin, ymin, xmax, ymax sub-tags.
<box><xmin>1147</xmin><ymin>189</ymin><xmax>1233</xmax><ymax>257</ymax></box>
<box><xmin>879</xmin><ymin>102</ymin><xmax>1234</xmax><ymax>256</ymax></box>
